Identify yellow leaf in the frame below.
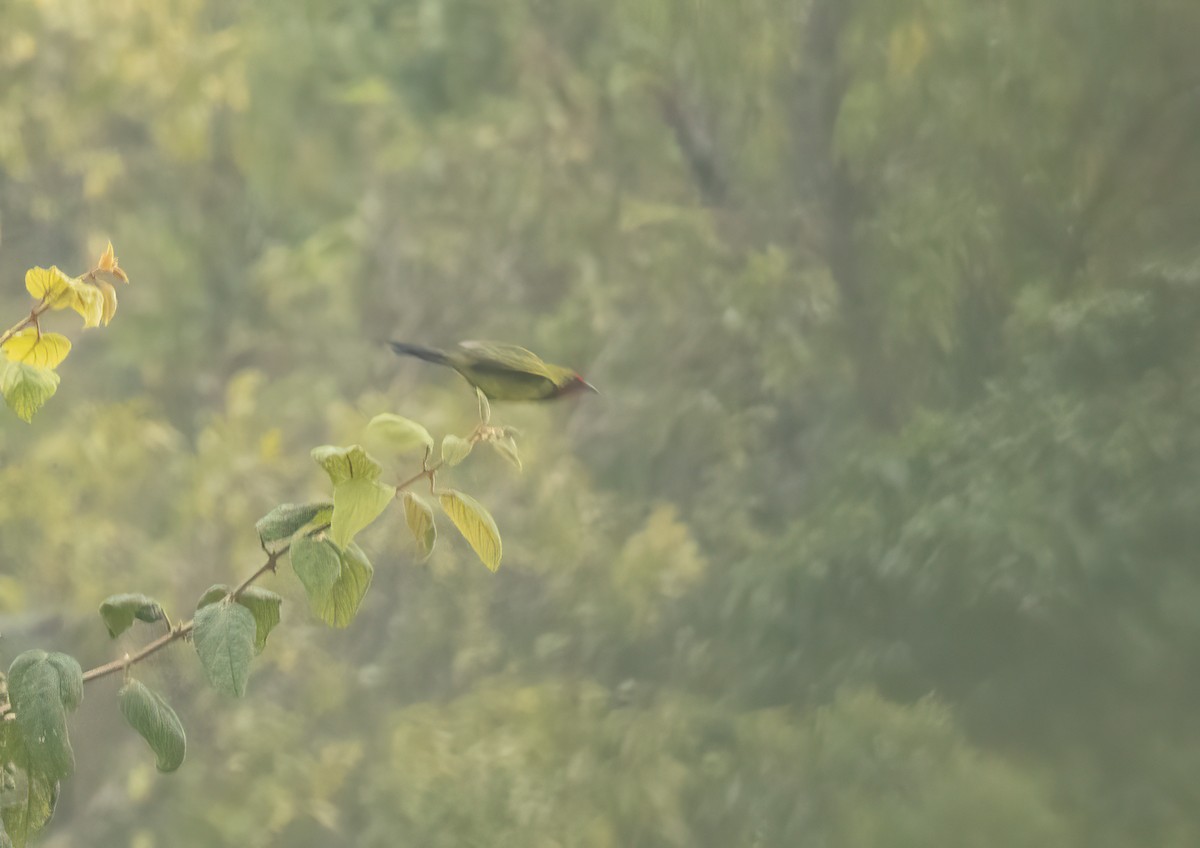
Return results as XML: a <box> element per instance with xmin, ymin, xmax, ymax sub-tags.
<box><xmin>311</xmin><ymin>444</ymin><xmax>384</xmax><ymax>485</ymax></box>
<box><xmin>69</xmin><ymin>281</ymin><xmax>105</xmax><ymax>329</ymax></box>
<box><xmin>98</xmin><ymin>281</ymin><xmax>119</xmax><ymax>325</ymax></box>
<box><xmin>330</xmin><ymin>478</ymin><xmax>395</xmax><ymax>549</ymax></box>
<box><xmin>364</xmin><ymin>414</ymin><xmax>433</xmax><ymax>456</ymax></box>
<box><xmin>95</xmin><ymin>241</ymin><xmax>129</xmax><ymax>283</ymax></box>
<box><xmin>441</xmin><ymin>434</ymin><xmax>473</xmax><ymax>466</ymax></box>
<box><xmin>1</xmin><ymin>330</ymin><xmax>71</xmax><ymax>368</ymax></box>
<box><xmin>402</xmin><ymin>492</ymin><xmax>436</xmax><ymax>560</ymax></box>
<box><xmin>490</xmin><ymin>435</ymin><xmax>523</xmax><ymax>472</ymax></box>
<box><xmin>438</xmin><ymin>490</ymin><xmax>501</xmax><ymax>572</ymax></box>
<box><xmin>24</xmin><ymin>266</ymin><xmax>74</xmax><ymax>309</ymax></box>
<box><xmin>97</xmin><ymin>241</ymin><xmax>117</xmax><ymax>271</ymax></box>
<box><xmin>476</xmin><ymin>387</ymin><xmax>491</xmax><ymax>423</ymax></box>
<box><xmin>312</xmin><ymin>543</ymin><xmax>373</xmax><ymax>628</ymax></box>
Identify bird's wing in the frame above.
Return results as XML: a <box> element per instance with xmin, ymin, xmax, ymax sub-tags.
<box><xmin>456</xmin><ymin>340</ymin><xmax>553</xmax><ymax>376</ymax></box>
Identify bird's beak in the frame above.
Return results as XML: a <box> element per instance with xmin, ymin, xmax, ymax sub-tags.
<box><xmin>580</xmin><ymin>378</ymin><xmax>599</xmax><ymax>394</ymax></box>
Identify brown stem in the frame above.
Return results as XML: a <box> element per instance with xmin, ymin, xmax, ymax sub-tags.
<box><xmin>0</xmin><ymin>301</ymin><xmax>51</xmax><ymax>348</ymax></box>
<box><xmin>394</xmin><ymin>460</ymin><xmax>444</xmax><ymax>496</ymax></box>
<box><xmin>231</xmin><ymin>550</ymin><xmax>282</xmax><ymax>599</ymax></box>
<box><xmin>81</xmin><ymin>621</ymin><xmax>194</xmax><ymax>684</ymax></box>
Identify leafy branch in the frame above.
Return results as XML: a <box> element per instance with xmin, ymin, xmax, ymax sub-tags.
<box><xmin>0</xmin><ymin>246</ymin><xmax>527</xmax><ymax>847</ymax></box>
<box><xmin>0</xmin><ymin>243</ymin><xmax>129</xmax><ymax>422</ymax></box>
<box><xmin>0</xmin><ymin>385</ymin><xmax>521</xmax><ymax>847</ymax></box>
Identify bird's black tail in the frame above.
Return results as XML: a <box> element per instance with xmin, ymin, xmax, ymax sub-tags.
<box><xmin>388</xmin><ymin>341</ymin><xmax>451</xmax><ymax>365</ymax></box>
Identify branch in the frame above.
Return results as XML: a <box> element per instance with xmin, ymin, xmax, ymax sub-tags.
<box><xmin>654</xmin><ymin>84</ymin><xmax>729</xmax><ymax>206</ymax></box>
<box><xmin>79</xmin><ymin>464</ymin><xmax>436</xmax><ymax>686</ymax></box>
<box><xmin>231</xmin><ymin>549</ymin><xmax>284</xmax><ymax>600</ymax></box>
<box><xmin>81</xmin><ymin>544</ymin><xmax>297</xmax><ymax>685</ymax></box>
<box><xmin>0</xmin><ymin>301</ymin><xmax>51</xmax><ymax>348</ymax></box>
<box><xmin>394</xmin><ymin>459</ymin><xmax>443</xmax><ymax>496</ymax></box>
<box><xmin>81</xmin><ymin>622</ymin><xmax>194</xmax><ymax>684</ymax></box>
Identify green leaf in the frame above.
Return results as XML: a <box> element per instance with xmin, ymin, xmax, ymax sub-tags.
<box><xmin>118</xmin><ymin>679</ymin><xmax>186</xmax><ymax>773</ymax></box>
<box><xmin>255</xmin><ymin>501</ymin><xmax>332</xmax><ymax>548</ymax></box>
<box><xmin>98</xmin><ymin>594</ymin><xmax>165</xmax><ymax>638</ymax></box>
<box><xmin>1</xmin><ymin>362</ymin><xmax>59</xmax><ymax>423</ymax></box>
<box><xmin>0</xmin><ymin>766</ymin><xmax>57</xmax><ymax>848</ymax></box>
<box><xmin>402</xmin><ymin>492</ymin><xmax>437</xmax><ymax>560</ymax></box>
<box><xmin>196</xmin><ymin>584</ymin><xmax>232</xmax><ymax>608</ymax></box>
<box><xmin>365</xmin><ymin>413</ymin><xmax>434</xmax><ymax>455</ymax></box>
<box><xmin>490</xmin><ymin>435</ymin><xmax>523</xmax><ymax>472</ymax></box>
<box><xmin>476</xmin><ymin>387</ymin><xmax>491</xmax><ymax>423</ymax></box>
<box><xmin>331</xmin><ymin>478</ymin><xmax>395</xmax><ymax>549</ymax></box>
<box><xmin>441</xmin><ymin>434</ymin><xmax>473</xmax><ymax>467</ymax></box>
<box><xmin>44</xmin><ymin>654</ymin><xmax>83</xmax><ymax>714</ymax></box>
<box><xmin>192</xmin><ymin>601</ymin><xmax>257</xmax><ymax>697</ymax></box>
<box><xmin>311</xmin><ymin>444</ymin><xmax>383</xmax><ymax>484</ymax></box>
<box><xmin>311</xmin><ymin>543</ymin><xmax>373</xmax><ymax>628</ymax></box>
<box><xmin>1</xmin><ymin>330</ymin><xmax>71</xmax><ymax>369</ymax></box>
<box><xmin>6</xmin><ymin>651</ymin><xmax>82</xmax><ymax>782</ymax></box>
<box><xmin>235</xmin><ymin>587</ymin><xmax>282</xmax><ymax>654</ymax></box>
<box><xmin>290</xmin><ymin>536</ymin><xmax>342</xmax><ymax>599</ymax></box>
<box><xmin>0</xmin><ymin>662</ymin><xmax>56</xmax><ymax>848</ymax></box>
<box><xmin>438</xmin><ymin>490</ymin><xmax>502</xmax><ymax>572</ymax></box>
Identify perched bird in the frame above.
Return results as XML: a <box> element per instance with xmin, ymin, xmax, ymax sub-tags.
<box><xmin>389</xmin><ymin>340</ymin><xmax>598</xmax><ymax>401</ymax></box>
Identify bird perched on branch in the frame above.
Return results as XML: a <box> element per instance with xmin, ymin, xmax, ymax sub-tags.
<box><xmin>389</xmin><ymin>340</ymin><xmax>597</xmax><ymax>401</ymax></box>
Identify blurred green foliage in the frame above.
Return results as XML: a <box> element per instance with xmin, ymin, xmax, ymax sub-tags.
<box><xmin>1</xmin><ymin>0</ymin><xmax>1199</xmax><ymax>845</ymax></box>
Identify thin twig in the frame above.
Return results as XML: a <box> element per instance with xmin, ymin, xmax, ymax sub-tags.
<box><xmin>231</xmin><ymin>550</ymin><xmax>282</xmax><ymax>599</ymax></box>
<box><xmin>0</xmin><ymin>302</ymin><xmax>50</xmax><ymax>348</ymax></box>
<box><xmin>394</xmin><ymin>461</ymin><xmax>443</xmax><ymax>497</ymax></box>
<box><xmin>81</xmin><ymin>622</ymin><xmax>194</xmax><ymax>684</ymax></box>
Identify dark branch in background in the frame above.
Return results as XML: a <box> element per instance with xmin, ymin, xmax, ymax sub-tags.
<box><xmin>806</xmin><ymin>0</ymin><xmax>896</xmax><ymax>429</ymax></box>
<box><xmin>1072</xmin><ymin>81</ymin><xmax>1200</xmax><ymax>253</ymax></box>
<box><xmin>655</xmin><ymin>84</ymin><xmax>729</xmax><ymax>206</ymax></box>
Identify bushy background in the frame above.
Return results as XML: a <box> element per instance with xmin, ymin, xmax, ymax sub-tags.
<box><xmin>2</xmin><ymin>0</ymin><xmax>1199</xmax><ymax>845</ymax></box>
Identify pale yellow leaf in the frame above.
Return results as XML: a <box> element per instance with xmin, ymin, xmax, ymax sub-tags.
<box><xmin>1</xmin><ymin>330</ymin><xmax>71</xmax><ymax>369</ymax></box>
<box><xmin>69</xmin><ymin>280</ymin><xmax>105</xmax><ymax>328</ymax></box>
<box><xmin>438</xmin><ymin>489</ymin><xmax>501</xmax><ymax>572</ymax></box>
<box><xmin>24</xmin><ymin>266</ymin><xmax>74</xmax><ymax>309</ymax></box>
<box><xmin>98</xmin><ymin>281</ymin><xmax>118</xmax><ymax>325</ymax></box>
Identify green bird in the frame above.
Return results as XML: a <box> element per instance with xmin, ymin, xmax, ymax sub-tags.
<box><xmin>389</xmin><ymin>340</ymin><xmax>598</xmax><ymax>401</ymax></box>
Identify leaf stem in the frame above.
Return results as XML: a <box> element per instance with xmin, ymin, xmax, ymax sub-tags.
<box><xmin>231</xmin><ymin>550</ymin><xmax>282</xmax><ymax>599</ymax></box>
<box><xmin>395</xmin><ymin>460</ymin><xmax>444</xmax><ymax>495</ymax></box>
<box><xmin>81</xmin><ymin>621</ymin><xmax>194</xmax><ymax>684</ymax></box>
<box><xmin>0</xmin><ymin>301</ymin><xmax>51</xmax><ymax>348</ymax></box>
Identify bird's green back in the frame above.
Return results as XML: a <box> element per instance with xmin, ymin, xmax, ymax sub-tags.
<box><xmin>447</xmin><ymin>341</ymin><xmax>580</xmax><ymax>400</ymax></box>
<box><xmin>453</xmin><ymin>341</ymin><xmax>554</xmax><ymax>376</ymax></box>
